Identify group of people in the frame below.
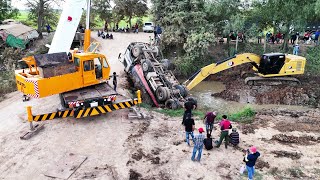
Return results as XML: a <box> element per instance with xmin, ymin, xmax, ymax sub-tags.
<box><xmin>97</xmin><ymin>30</ymin><xmax>114</xmax><ymax>39</ymax></box>
<box><xmin>110</xmin><ymin>23</ymin><xmax>139</xmax><ymax>33</ymax></box>
<box><xmin>182</xmin><ymin>99</ymin><xmax>260</xmax><ymax>180</ymax></box>
<box><xmin>264</xmin><ymin>31</ymin><xmax>283</xmax><ymax>44</ymax></box>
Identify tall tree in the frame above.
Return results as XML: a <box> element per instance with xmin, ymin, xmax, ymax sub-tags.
<box><xmin>26</xmin><ymin>0</ymin><xmax>60</xmax><ymax>39</ymax></box>
<box><xmin>152</xmin><ymin>0</ymin><xmax>215</xmax><ymax>75</ymax></box>
<box><xmin>0</xmin><ymin>0</ymin><xmax>19</xmax><ymax>21</ymax></box>
<box><xmin>251</xmin><ymin>0</ymin><xmax>318</xmax><ymax>51</ymax></box>
<box><xmin>92</xmin><ymin>0</ymin><xmax>111</xmax><ymax>25</ymax></box>
<box><xmin>113</xmin><ymin>0</ymin><xmax>148</xmax><ymax>27</ymax></box>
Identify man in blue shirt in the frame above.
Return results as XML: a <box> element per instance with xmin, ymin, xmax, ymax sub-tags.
<box><xmin>244</xmin><ymin>146</ymin><xmax>261</xmax><ymax>180</ymax></box>
<box><xmin>191</xmin><ymin>128</ymin><xmax>205</xmax><ymax>162</ymax></box>
<box><xmin>315</xmin><ymin>30</ymin><xmax>320</xmax><ymax>46</ymax></box>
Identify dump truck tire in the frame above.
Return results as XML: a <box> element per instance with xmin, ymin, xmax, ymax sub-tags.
<box><xmin>161</xmin><ymin>59</ymin><xmax>171</xmax><ymax>70</ymax></box>
<box><xmin>156</xmin><ymin>86</ymin><xmax>168</xmax><ymax>102</ymax></box>
<box><xmin>142</xmin><ymin>59</ymin><xmax>153</xmax><ymax>73</ymax></box>
<box><xmin>165</xmin><ymin>99</ymin><xmax>178</xmax><ymax>109</ymax></box>
<box><xmin>174</xmin><ymin>84</ymin><xmax>188</xmax><ymax>98</ymax></box>
<box><xmin>131</xmin><ymin>46</ymin><xmax>141</xmax><ymax>58</ymax></box>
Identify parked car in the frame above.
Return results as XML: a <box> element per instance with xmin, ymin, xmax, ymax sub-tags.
<box><xmin>143</xmin><ymin>22</ymin><xmax>154</xmax><ymax>33</ymax></box>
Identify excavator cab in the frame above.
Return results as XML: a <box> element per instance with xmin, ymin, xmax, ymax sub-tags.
<box><xmin>258</xmin><ymin>53</ymin><xmax>285</xmax><ymax>75</ymax></box>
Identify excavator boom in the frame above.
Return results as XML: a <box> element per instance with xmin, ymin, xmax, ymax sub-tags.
<box><xmin>185</xmin><ymin>53</ymin><xmax>261</xmax><ymax>90</ymax></box>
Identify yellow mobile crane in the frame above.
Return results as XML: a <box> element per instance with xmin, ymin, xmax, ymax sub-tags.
<box><xmin>184</xmin><ymin>53</ymin><xmax>306</xmax><ymax>90</ymax></box>
<box><xmin>15</xmin><ymin>0</ymin><xmax>142</xmax><ymax>124</ymax></box>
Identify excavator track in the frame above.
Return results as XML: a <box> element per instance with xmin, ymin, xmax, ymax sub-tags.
<box><xmin>245</xmin><ymin>76</ymin><xmax>301</xmax><ymax>86</ymax></box>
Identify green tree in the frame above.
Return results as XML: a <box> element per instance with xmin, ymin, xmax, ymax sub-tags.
<box><xmin>26</xmin><ymin>0</ymin><xmax>60</xmax><ymax>39</ymax></box>
<box><xmin>92</xmin><ymin>0</ymin><xmax>111</xmax><ymax>27</ymax></box>
<box><xmin>152</xmin><ymin>0</ymin><xmax>215</xmax><ymax>76</ymax></box>
<box><xmin>251</xmin><ymin>0</ymin><xmax>318</xmax><ymax>51</ymax></box>
<box><xmin>113</xmin><ymin>0</ymin><xmax>148</xmax><ymax>28</ymax></box>
<box><xmin>0</xmin><ymin>0</ymin><xmax>19</xmax><ymax>21</ymax></box>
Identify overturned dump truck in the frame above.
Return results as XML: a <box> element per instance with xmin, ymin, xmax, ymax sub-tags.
<box><xmin>119</xmin><ymin>42</ymin><xmax>194</xmax><ymax>109</ymax></box>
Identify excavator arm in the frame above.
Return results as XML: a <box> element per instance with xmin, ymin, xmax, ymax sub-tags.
<box><xmin>184</xmin><ymin>53</ymin><xmax>261</xmax><ymax>90</ymax></box>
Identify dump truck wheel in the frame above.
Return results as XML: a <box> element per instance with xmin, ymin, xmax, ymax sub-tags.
<box><xmin>161</xmin><ymin>59</ymin><xmax>171</xmax><ymax>70</ymax></box>
<box><xmin>142</xmin><ymin>59</ymin><xmax>153</xmax><ymax>73</ymax></box>
<box><xmin>165</xmin><ymin>99</ymin><xmax>178</xmax><ymax>109</ymax></box>
<box><xmin>131</xmin><ymin>46</ymin><xmax>141</xmax><ymax>58</ymax></box>
<box><xmin>156</xmin><ymin>86</ymin><xmax>168</xmax><ymax>102</ymax></box>
<box><xmin>174</xmin><ymin>85</ymin><xmax>188</xmax><ymax>98</ymax></box>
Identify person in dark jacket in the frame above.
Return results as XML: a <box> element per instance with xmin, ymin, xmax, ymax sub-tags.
<box><xmin>203</xmin><ymin>134</ymin><xmax>213</xmax><ymax>150</ymax></box>
<box><xmin>229</xmin><ymin>128</ymin><xmax>239</xmax><ymax>146</ymax></box>
<box><xmin>112</xmin><ymin>72</ymin><xmax>117</xmax><ymax>91</ymax></box>
<box><xmin>244</xmin><ymin>146</ymin><xmax>260</xmax><ymax>180</ymax></box>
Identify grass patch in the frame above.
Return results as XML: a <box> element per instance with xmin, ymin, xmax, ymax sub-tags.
<box><xmin>216</xmin><ymin>106</ymin><xmax>256</xmax><ymax>123</ymax></box>
<box><xmin>155</xmin><ymin>108</ymin><xmax>205</xmax><ymax>118</ymax></box>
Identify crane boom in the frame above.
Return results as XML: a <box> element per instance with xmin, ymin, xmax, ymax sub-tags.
<box><xmin>48</xmin><ymin>0</ymin><xmax>87</xmax><ymax>54</ymax></box>
<box><xmin>184</xmin><ymin>53</ymin><xmax>261</xmax><ymax>90</ymax></box>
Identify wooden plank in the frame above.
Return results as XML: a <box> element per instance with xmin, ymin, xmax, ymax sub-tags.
<box><xmin>44</xmin><ymin>153</ymin><xmax>87</xmax><ymax>179</ymax></box>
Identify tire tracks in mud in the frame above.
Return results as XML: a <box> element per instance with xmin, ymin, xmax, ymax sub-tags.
<box><xmin>124</xmin><ymin>116</ymin><xmax>172</xmax><ymax>180</ymax></box>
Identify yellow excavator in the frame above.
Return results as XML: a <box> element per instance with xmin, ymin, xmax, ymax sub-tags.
<box><xmin>184</xmin><ymin>53</ymin><xmax>306</xmax><ymax>90</ymax></box>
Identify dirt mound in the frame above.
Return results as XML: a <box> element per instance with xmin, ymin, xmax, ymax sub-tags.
<box><xmin>271</xmin><ymin>134</ymin><xmax>320</xmax><ymax>145</ymax></box>
<box><xmin>212</xmin><ymin>74</ymin><xmax>320</xmax><ymax>107</ymax></box>
<box><xmin>272</xmin><ymin>150</ymin><xmax>302</xmax><ymax>160</ymax></box>
<box><xmin>129</xmin><ymin>169</ymin><xmax>142</xmax><ymax>180</ymax></box>
<box><xmin>255</xmin><ymin>160</ymin><xmax>270</xmax><ymax>169</ymax></box>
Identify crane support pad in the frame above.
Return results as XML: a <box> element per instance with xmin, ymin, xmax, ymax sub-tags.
<box><xmin>29</xmin><ymin>99</ymin><xmax>139</xmax><ymax>121</ymax></box>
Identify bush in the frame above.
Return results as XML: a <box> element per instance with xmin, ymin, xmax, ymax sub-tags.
<box><xmin>305</xmin><ymin>46</ymin><xmax>320</xmax><ymax>75</ymax></box>
<box><xmin>155</xmin><ymin>108</ymin><xmax>205</xmax><ymax>118</ymax></box>
<box><xmin>0</xmin><ymin>71</ymin><xmax>16</xmax><ymax>101</ymax></box>
<box><xmin>216</xmin><ymin>106</ymin><xmax>256</xmax><ymax>123</ymax></box>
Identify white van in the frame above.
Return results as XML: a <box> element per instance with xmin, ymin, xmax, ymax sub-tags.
<box><xmin>143</xmin><ymin>22</ymin><xmax>154</xmax><ymax>33</ymax></box>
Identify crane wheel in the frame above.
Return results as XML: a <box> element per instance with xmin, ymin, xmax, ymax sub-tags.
<box><xmin>165</xmin><ymin>99</ymin><xmax>178</xmax><ymax>109</ymax></box>
<box><xmin>142</xmin><ymin>59</ymin><xmax>153</xmax><ymax>73</ymax></box>
<box><xmin>156</xmin><ymin>86</ymin><xmax>169</xmax><ymax>102</ymax></box>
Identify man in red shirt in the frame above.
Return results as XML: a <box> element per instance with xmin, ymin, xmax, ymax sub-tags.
<box><xmin>215</xmin><ymin>115</ymin><xmax>232</xmax><ymax>149</ymax></box>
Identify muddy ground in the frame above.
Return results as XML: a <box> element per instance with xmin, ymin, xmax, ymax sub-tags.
<box><xmin>211</xmin><ymin>64</ymin><xmax>320</xmax><ymax>108</ymax></box>
<box><xmin>0</xmin><ymin>32</ymin><xmax>319</xmax><ymax>179</ymax></box>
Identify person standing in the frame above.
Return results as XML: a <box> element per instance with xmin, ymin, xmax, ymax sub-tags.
<box><xmin>293</xmin><ymin>44</ymin><xmax>300</xmax><ymax>55</ymax></box>
<box><xmin>257</xmin><ymin>30</ymin><xmax>262</xmax><ymax>44</ymax></box>
<box><xmin>204</xmin><ymin>111</ymin><xmax>216</xmax><ymax>136</ymax></box>
<box><xmin>184</xmin><ymin>115</ymin><xmax>195</xmax><ymax>146</ymax></box>
<box><xmin>203</xmin><ymin>134</ymin><xmax>213</xmax><ymax>150</ymax></box>
<box><xmin>135</xmin><ymin>23</ymin><xmax>139</xmax><ymax>33</ymax></box>
<box><xmin>215</xmin><ymin>115</ymin><xmax>232</xmax><ymax>149</ymax></box>
<box><xmin>182</xmin><ymin>98</ymin><xmax>196</xmax><ymax>125</ymax></box>
<box><xmin>315</xmin><ymin>30</ymin><xmax>320</xmax><ymax>46</ymax></box>
<box><xmin>112</xmin><ymin>72</ymin><xmax>117</xmax><ymax>91</ymax></box>
<box><xmin>229</xmin><ymin>128</ymin><xmax>240</xmax><ymax>146</ymax></box>
<box><xmin>46</xmin><ymin>24</ymin><xmax>51</xmax><ymax>34</ymax></box>
<box><xmin>244</xmin><ymin>146</ymin><xmax>260</xmax><ymax>180</ymax></box>
<box><xmin>191</xmin><ymin>128</ymin><xmax>205</xmax><ymax>162</ymax></box>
